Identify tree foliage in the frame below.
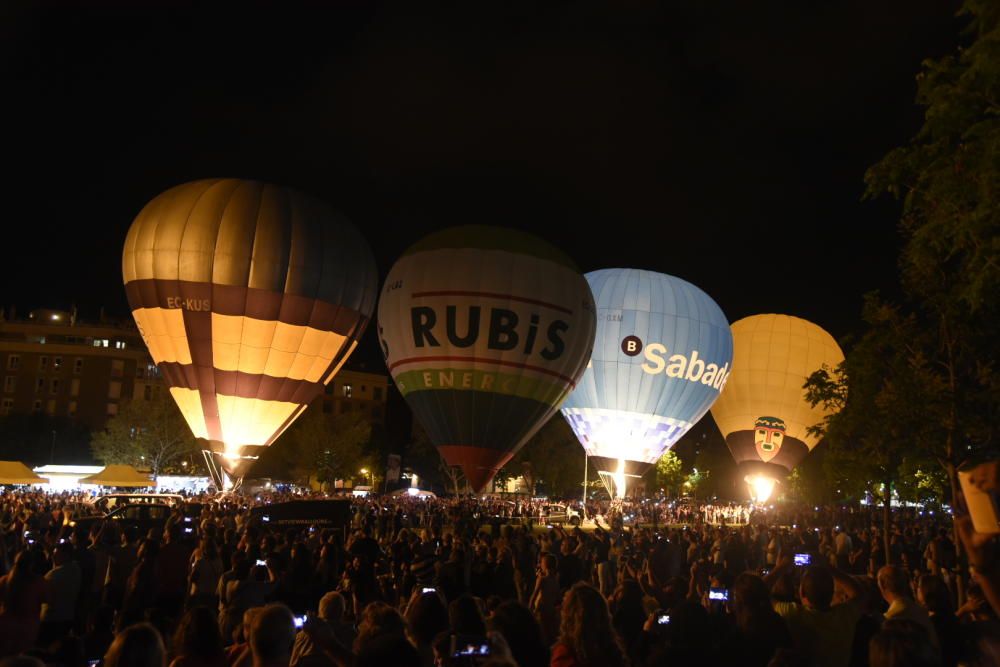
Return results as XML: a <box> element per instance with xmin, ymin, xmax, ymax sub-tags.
<box><xmin>864</xmin><ymin>0</ymin><xmax>1000</xmax><ymax>466</ymax></box>
<box><xmin>655</xmin><ymin>450</ymin><xmax>685</xmax><ymax>497</ymax></box>
<box><xmin>405</xmin><ymin>422</ymin><xmax>466</xmax><ymax>495</ymax></box>
<box><xmin>90</xmin><ymin>389</ymin><xmax>200</xmax><ymax>477</ymax></box>
<box><xmin>263</xmin><ymin>406</ymin><xmax>370</xmax><ymax>486</ymax></box>
<box><xmin>511</xmin><ymin>417</ymin><xmax>585</xmax><ymax>498</ymax></box>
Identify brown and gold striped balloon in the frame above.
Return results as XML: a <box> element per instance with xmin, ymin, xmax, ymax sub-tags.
<box><xmin>122</xmin><ymin>179</ymin><xmax>377</xmax><ymax>484</ymax></box>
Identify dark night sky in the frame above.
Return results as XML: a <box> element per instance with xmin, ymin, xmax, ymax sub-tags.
<box><xmin>1</xmin><ymin>0</ymin><xmax>965</xmax><ymax>368</ymax></box>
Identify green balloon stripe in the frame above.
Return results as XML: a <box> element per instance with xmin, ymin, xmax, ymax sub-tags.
<box><xmin>393</xmin><ymin>367</ymin><xmax>571</xmax><ymax>407</ymax></box>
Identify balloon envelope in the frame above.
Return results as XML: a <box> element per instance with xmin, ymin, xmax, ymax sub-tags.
<box><xmin>377</xmin><ymin>226</ymin><xmax>596</xmax><ymax>493</ymax></box>
<box><xmin>122</xmin><ymin>179</ymin><xmax>377</xmax><ymax>483</ymax></box>
<box><xmin>710</xmin><ymin>314</ymin><xmax>845</xmax><ymax>487</ymax></box>
<box><xmin>560</xmin><ymin>269</ymin><xmax>733</xmax><ymax>493</ymax></box>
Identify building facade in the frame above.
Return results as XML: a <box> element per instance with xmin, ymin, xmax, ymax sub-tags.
<box><xmin>0</xmin><ymin>309</ymin><xmax>156</xmax><ymax>430</ymax></box>
<box><xmin>0</xmin><ymin>308</ymin><xmax>388</xmax><ymax>433</ymax></box>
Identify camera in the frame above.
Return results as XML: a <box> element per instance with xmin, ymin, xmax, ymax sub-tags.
<box><xmin>262</xmin><ymin>515</ymin><xmax>270</xmax><ymax>523</ymax></box>
<box><xmin>656</xmin><ymin>612</ymin><xmax>670</xmax><ymax>625</ymax></box>
<box><xmin>293</xmin><ymin>614</ymin><xmax>307</xmax><ymax>628</ymax></box>
<box><xmin>708</xmin><ymin>587</ymin><xmax>729</xmax><ymax>601</ymax></box>
<box><xmin>794</xmin><ymin>553</ymin><xmax>812</xmax><ymax>567</ymax></box>
<box><xmin>422</xmin><ymin>587</ymin><xmax>437</xmax><ymax>594</ymax></box>
<box><xmin>183</xmin><ymin>517</ymin><xmax>192</xmax><ymax>523</ymax></box>
<box><xmin>184</xmin><ymin>527</ymin><xmax>193</xmax><ymax>534</ymax></box>
<box><xmin>256</xmin><ymin>559</ymin><xmax>267</xmax><ymax>567</ymax></box>
<box><xmin>450</xmin><ymin>635</ymin><xmax>491</xmax><ymax>658</ymax></box>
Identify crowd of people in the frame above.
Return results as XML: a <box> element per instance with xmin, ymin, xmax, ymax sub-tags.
<box><xmin>0</xmin><ymin>460</ymin><xmax>994</xmax><ymax>667</ymax></box>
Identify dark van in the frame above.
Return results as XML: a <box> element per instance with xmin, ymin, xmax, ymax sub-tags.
<box><xmin>249</xmin><ymin>499</ymin><xmax>352</xmax><ymax>535</ymax></box>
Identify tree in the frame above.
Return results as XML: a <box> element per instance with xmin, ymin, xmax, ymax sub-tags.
<box><xmin>90</xmin><ymin>389</ymin><xmax>200</xmax><ymax>478</ymax></box>
<box><xmin>655</xmin><ymin>450</ymin><xmax>685</xmax><ymax>497</ymax></box>
<box><xmin>683</xmin><ymin>467</ymin><xmax>710</xmax><ymax>499</ymax></box>
<box><xmin>805</xmin><ymin>296</ymin><xmax>941</xmax><ymax>564</ymax></box>
<box><xmin>405</xmin><ymin>424</ymin><xmax>466</xmax><ymax>496</ymax></box>
<box><xmin>262</xmin><ymin>406</ymin><xmax>370</xmax><ymax>487</ymax></box>
<box><xmin>510</xmin><ymin>417</ymin><xmax>585</xmax><ymax>498</ymax></box>
<box><xmin>862</xmin><ymin>0</ymin><xmax>999</xmax><ymax>595</ymax></box>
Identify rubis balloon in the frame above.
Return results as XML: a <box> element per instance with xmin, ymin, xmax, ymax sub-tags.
<box><xmin>122</xmin><ymin>179</ymin><xmax>377</xmax><ymax>488</ymax></box>
<box><xmin>560</xmin><ymin>268</ymin><xmax>733</xmax><ymax>498</ymax></box>
<box><xmin>710</xmin><ymin>314</ymin><xmax>845</xmax><ymax>502</ymax></box>
<box><xmin>377</xmin><ymin>226</ymin><xmax>596</xmax><ymax>493</ymax></box>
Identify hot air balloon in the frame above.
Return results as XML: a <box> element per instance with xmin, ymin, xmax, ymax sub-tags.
<box><xmin>710</xmin><ymin>314</ymin><xmax>845</xmax><ymax>503</ymax></box>
<box><xmin>559</xmin><ymin>269</ymin><xmax>733</xmax><ymax>498</ymax></box>
<box><xmin>122</xmin><ymin>179</ymin><xmax>377</xmax><ymax>489</ymax></box>
<box><xmin>377</xmin><ymin>226</ymin><xmax>596</xmax><ymax>493</ymax></box>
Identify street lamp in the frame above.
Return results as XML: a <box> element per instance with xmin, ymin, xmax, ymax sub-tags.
<box><xmin>360</xmin><ymin>468</ymin><xmax>371</xmax><ymax>486</ymax></box>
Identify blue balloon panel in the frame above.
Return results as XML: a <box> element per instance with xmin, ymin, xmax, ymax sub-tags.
<box><xmin>560</xmin><ymin>268</ymin><xmax>733</xmax><ymax>467</ymax></box>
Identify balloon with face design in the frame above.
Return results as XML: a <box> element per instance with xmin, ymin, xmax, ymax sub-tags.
<box><xmin>710</xmin><ymin>314</ymin><xmax>844</xmax><ymax>502</ymax></box>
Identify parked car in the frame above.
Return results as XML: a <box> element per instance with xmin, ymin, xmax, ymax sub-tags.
<box><xmin>69</xmin><ymin>502</ymin><xmax>173</xmax><ymax>538</ymax></box>
<box><xmin>539</xmin><ymin>503</ymin><xmax>582</xmax><ymax>526</ymax></box>
<box><xmin>92</xmin><ymin>493</ymin><xmax>184</xmax><ymax>514</ymax></box>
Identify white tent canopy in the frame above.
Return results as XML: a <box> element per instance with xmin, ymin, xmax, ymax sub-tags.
<box><xmin>0</xmin><ymin>461</ymin><xmax>47</xmax><ymax>485</ymax></box>
<box><xmin>79</xmin><ymin>464</ymin><xmax>154</xmax><ymax>487</ymax></box>
<box><xmin>390</xmin><ymin>487</ymin><xmax>437</xmax><ymax>499</ymax></box>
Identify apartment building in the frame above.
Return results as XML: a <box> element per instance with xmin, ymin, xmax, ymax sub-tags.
<box><xmin>0</xmin><ymin>308</ymin><xmax>388</xmax><ymax>431</ymax></box>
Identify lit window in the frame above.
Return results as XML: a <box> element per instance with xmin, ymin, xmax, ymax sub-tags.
<box><xmin>3</xmin><ymin>377</ymin><xmax>15</xmax><ymax>393</ymax></box>
<box><xmin>39</xmin><ymin>356</ymin><xmax>49</xmax><ymax>371</ymax></box>
<box><xmin>108</xmin><ymin>381</ymin><xmax>122</xmax><ymax>399</ymax></box>
<box><xmin>342</xmin><ymin>384</ymin><xmax>353</xmax><ymax>399</ymax></box>
<box><xmin>74</xmin><ymin>358</ymin><xmax>83</xmax><ymax>374</ymax></box>
<box><xmin>53</xmin><ymin>357</ymin><xmax>62</xmax><ymax>370</ymax></box>
<box><xmin>46</xmin><ymin>400</ymin><xmax>56</xmax><ymax>416</ymax></box>
<box><xmin>68</xmin><ymin>401</ymin><xmax>77</xmax><ymax>417</ymax></box>
<box><xmin>107</xmin><ymin>403</ymin><xmax>118</xmax><ymax>416</ymax></box>
<box><xmin>0</xmin><ymin>398</ymin><xmax>12</xmax><ymax>416</ymax></box>
<box><xmin>7</xmin><ymin>355</ymin><xmax>20</xmax><ymax>371</ymax></box>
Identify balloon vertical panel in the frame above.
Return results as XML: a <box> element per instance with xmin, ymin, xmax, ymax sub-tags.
<box><xmin>561</xmin><ymin>268</ymin><xmax>733</xmax><ymax>477</ymax></box>
<box><xmin>377</xmin><ymin>226</ymin><xmax>596</xmax><ymax>493</ymax></box>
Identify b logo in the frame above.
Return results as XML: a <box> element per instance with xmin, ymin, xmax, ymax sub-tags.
<box><xmin>621</xmin><ymin>335</ymin><xmax>643</xmax><ymax>357</ymax></box>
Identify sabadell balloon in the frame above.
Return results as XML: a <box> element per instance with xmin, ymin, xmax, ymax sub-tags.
<box><xmin>560</xmin><ymin>268</ymin><xmax>733</xmax><ymax>497</ymax></box>
<box><xmin>377</xmin><ymin>226</ymin><xmax>596</xmax><ymax>493</ymax></box>
<box><xmin>122</xmin><ymin>179</ymin><xmax>378</xmax><ymax>487</ymax></box>
<box><xmin>710</xmin><ymin>314</ymin><xmax>845</xmax><ymax>502</ymax></box>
